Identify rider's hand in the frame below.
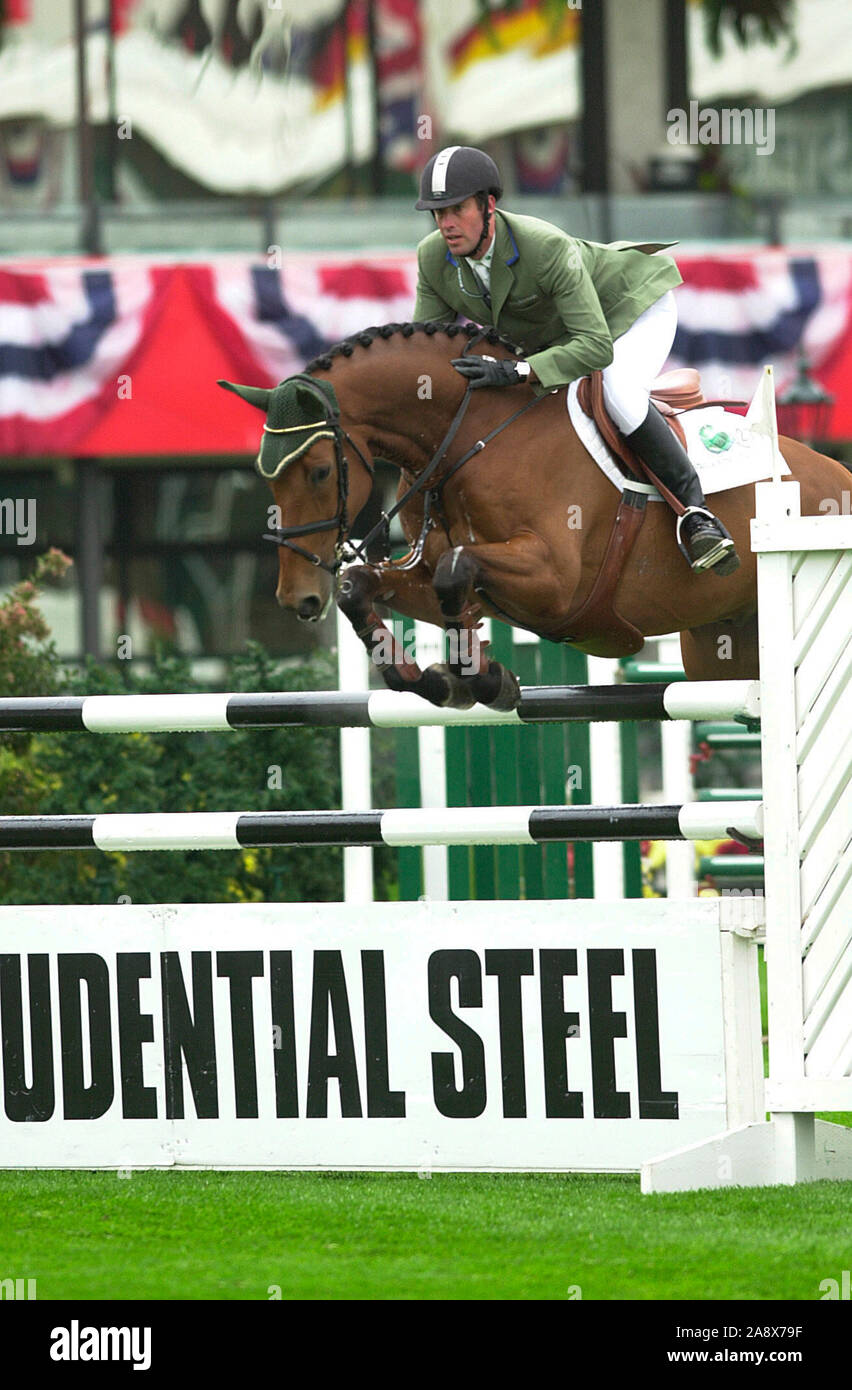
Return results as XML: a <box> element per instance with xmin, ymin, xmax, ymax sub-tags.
<box><xmin>451</xmin><ymin>355</ymin><xmax>530</xmax><ymax>389</ymax></box>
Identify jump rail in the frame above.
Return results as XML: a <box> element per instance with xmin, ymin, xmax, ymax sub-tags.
<box><xmin>0</xmin><ymin>680</ymin><xmax>760</xmax><ymax>733</ymax></box>
<box><xmin>0</xmin><ymin>802</ymin><xmax>764</xmax><ymax>852</ymax></box>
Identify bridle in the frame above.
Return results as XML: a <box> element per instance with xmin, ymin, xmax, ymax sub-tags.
<box><xmin>261</xmin><ymin>333</ymin><xmax>548</xmax><ymax>577</ymax></box>
<box><xmin>260</xmin><ymin>375</ymin><xmax>375</xmax><ymax>576</ymax></box>
<box><xmin>259</xmin><ymin>351</ymin><xmax>483</xmax><ymax>577</ymax></box>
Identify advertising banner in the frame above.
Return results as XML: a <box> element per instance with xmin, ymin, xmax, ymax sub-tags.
<box><xmin>0</xmin><ymin>898</ymin><xmax>730</xmax><ymax>1172</ymax></box>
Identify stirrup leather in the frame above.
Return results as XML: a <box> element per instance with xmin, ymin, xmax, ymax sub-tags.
<box><xmin>676</xmin><ymin>506</ymin><xmax>737</xmax><ymax>572</ymax></box>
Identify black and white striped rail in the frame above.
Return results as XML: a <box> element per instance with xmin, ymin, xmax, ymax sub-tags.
<box><xmin>0</xmin><ymin>802</ymin><xmax>764</xmax><ymax>851</ymax></box>
<box><xmin>0</xmin><ymin>680</ymin><xmax>760</xmax><ymax>732</ymax></box>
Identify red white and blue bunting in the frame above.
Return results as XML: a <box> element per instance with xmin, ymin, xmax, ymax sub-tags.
<box><xmin>0</xmin><ymin>247</ymin><xmax>849</xmax><ymax>456</ymax></box>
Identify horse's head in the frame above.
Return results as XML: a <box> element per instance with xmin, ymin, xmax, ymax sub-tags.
<box><xmin>218</xmin><ymin>374</ymin><xmax>373</xmax><ymax>623</ymax></box>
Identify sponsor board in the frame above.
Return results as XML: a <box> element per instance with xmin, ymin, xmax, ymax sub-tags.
<box><xmin>0</xmin><ymin>900</ymin><xmax>728</xmax><ymax>1171</ymax></box>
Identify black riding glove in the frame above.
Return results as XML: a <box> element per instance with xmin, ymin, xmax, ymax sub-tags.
<box><xmin>451</xmin><ymin>356</ymin><xmax>528</xmax><ymax>389</ymax></box>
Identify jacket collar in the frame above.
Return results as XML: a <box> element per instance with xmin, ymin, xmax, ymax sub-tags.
<box><xmin>489</xmin><ymin>212</ymin><xmax>518</xmax><ymax>320</ymax></box>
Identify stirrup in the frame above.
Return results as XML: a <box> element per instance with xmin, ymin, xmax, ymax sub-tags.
<box><xmin>676</xmin><ymin>507</ymin><xmax>739</xmax><ymax>574</ymax></box>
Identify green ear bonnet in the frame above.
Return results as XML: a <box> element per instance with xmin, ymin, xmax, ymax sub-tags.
<box><xmin>257</xmin><ymin>377</ymin><xmax>341</xmax><ymax>480</ymax></box>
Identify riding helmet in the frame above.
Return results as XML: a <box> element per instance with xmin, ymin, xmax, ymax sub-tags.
<box><xmin>415</xmin><ymin>146</ymin><xmax>503</xmax><ymax>210</ymax></box>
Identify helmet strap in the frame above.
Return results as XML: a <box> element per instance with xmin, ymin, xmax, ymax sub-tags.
<box><xmin>468</xmin><ymin>196</ymin><xmax>492</xmax><ymax>257</ymax></box>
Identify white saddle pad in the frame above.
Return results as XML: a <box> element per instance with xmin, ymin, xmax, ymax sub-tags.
<box><xmin>566</xmin><ymin>381</ymin><xmax>790</xmax><ymax>498</ymax></box>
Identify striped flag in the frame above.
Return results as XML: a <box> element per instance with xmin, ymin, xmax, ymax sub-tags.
<box><xmin>0</xmin><ymin>249</ymin><xmax>848</xmax><ymax>456</ymax></box>
<box><xmin>670</xmin><ymin>249</ymin><xmax>852</xmax><ymax>412</ymax></box>
<box><xmin>0</xmin><ymin>262</ymin><xmax>163</xmax><ymax>452</ymax></box>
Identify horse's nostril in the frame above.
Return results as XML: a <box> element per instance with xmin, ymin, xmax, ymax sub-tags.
<box><xmin>297</xmin><ymin>595</ymin><xmax>323</xmax><ymax>621</ymax></box>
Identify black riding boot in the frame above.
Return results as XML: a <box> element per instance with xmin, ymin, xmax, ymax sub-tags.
<box><xmin>624</xmin><ymin>404</ymin><xmax>741</xmax><ymax>576</ymax></box>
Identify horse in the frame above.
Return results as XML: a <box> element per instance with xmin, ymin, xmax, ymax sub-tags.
<box><xmin>219</xmin><ymin>320</ymin><xmax>850</xmax><ymax>710</ymax></box>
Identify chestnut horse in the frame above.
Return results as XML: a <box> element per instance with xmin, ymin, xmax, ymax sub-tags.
<box><xmin>220</xmin><ymin>321</ymin><xmax>849</xmax><ymax>710</ymax></box>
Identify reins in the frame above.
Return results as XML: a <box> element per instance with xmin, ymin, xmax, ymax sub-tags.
<box><xmin>345</xmin><ymin>373</ymin><xmax>477</xmax><ymax>562</ymax></box>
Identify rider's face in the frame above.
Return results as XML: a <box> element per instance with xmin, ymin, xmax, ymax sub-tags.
<box><xmin>433</xmin><ymin>194</ymin><xmax>496</xmax><ymax>259</ymax></box>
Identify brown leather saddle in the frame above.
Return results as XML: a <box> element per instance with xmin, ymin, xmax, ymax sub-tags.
<box><xmin>548</xmin><ymin>369</ymin><xmax>741</xmax><ymax>656</ymax></box>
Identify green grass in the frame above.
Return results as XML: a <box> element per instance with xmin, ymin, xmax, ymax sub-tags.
<box><xmin>0</xmin><ymin>1169</ymin><xmax>849</xmax><ymax>1301</ymax></box>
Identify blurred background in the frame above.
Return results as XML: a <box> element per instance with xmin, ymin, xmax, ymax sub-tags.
<box><xmin>0</xmin><ymin>0</ymin><xmax>850</xmax><ymax>666</ymax></box>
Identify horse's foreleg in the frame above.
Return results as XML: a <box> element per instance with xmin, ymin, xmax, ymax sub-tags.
<box><xmin>431</xmin><ymin>536</ymin><xmax>563</xmax><ymax>710</ymax></box>
<box><xmin>337</xmin><ymin>562</ymin><xmax>467</xmax><ymax>706</ymax></box>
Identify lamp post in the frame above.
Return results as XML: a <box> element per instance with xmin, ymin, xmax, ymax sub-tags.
<box><xmin>777</xmin><ymin>351</ymin><xmax>834</xmax><ymax>445</ymax></box>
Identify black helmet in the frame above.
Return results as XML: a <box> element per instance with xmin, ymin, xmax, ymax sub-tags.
<box><xmin>415</xmin><ymin>146</ymin><xmax>502</xmax><ymax>210</ymax></box>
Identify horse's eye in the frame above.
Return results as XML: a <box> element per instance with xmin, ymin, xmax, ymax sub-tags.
<box><xmin>311</xmin><ymin>464</ymin><xmax>332</xmax><ymax>485</ymax></box>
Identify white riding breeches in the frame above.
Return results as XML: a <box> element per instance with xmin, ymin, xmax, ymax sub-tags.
<box><xmin>600</xmin><ymin>289</ymin><xmax>678</xmax><ymax>434</ymax></box>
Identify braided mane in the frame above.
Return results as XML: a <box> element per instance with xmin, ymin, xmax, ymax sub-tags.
<box><xmin>304</xmin><ymin>320</ymin><xmax>526</xmax><ymax>373</ymax></box>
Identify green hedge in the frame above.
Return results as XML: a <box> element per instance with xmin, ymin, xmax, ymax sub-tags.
<box><xmin>1</xmin><ymin>645</ymin><xmax>346</xmax><ymax>904</ymax></box>
<box><xmin>0</xmin><ymin>559</ymin><xmax>399</xmax><ymax>905</ymax></box>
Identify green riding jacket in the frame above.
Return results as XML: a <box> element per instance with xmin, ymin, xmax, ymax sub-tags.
<box><xmin>412</xmin><ymin>208</ymin><xmax>683</xmax><ymax>393</ymax></box>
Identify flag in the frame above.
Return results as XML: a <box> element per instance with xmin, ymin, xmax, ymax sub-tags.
<box><xmin>428</xmin><ymin>0</ymin><xmax>581</xmax><ymax>142</ymax></box>
<box><xmin>0</xmin><ymin>248</ymin><xmax>850</xmax><ymax>457</ymax></box>
<box><xmin>375</xmin><ymin>0</ymin><xmax>425</xmax><ymax>174</ymax></box>
<box><xmin>0</xmin><ymin>262</ymin><xmax>165</xmax><ymax>453</ymax></box>
<box><xmin>0</xmin><ymin>256</ymin><xmax>418</xmax><ymax>456</ymax></box>
<box><xmin>744</xmin><ymin>366</ymin><xmax>785</xmax><ymax>483</ymax></box>
<box><xmin>669</xmin><ymin>248</ymin><xmax>852</xmax><ymax>436</ymax></box>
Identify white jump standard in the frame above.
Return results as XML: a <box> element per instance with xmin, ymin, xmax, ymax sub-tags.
<box><xmin>642</xmin><ymin>479</ymin><xmax>852</xmax><ymax>1192</ymax></box>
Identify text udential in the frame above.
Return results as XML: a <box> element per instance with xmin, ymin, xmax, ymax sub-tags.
<box><xmin>50</xmin><ymin>1321</ymin><xmax>152</xmax><ymax>1372</ymax></box>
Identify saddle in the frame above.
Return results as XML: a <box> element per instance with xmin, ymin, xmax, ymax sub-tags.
<box><xmin>576</xmin><ymin>367</ymin><xmax>704</xmax><ymax>501</ymax></box>
<box><xmin>551</xmin><ymin>369</ymin><xmax>738</xmax><ymax>657</ymax></box>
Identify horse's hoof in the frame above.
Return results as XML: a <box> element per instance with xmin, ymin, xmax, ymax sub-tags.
<box><xmin>466</xmin><ymin>661</ymin><xmax>521</xmax><ymax>711</ymax></box>
<box><xmin>424</xmin><ymin>662</ymin><xmax>478</xmax><ymax>709</ymax></box>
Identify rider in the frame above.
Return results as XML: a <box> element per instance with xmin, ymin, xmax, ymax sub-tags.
<box><xmin>413</xmin><ymin>145</ymin><xmax>740</xmax><ymax>576</ymax></box>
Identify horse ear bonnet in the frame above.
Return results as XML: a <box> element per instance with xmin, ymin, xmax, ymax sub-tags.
<box><xmin>217</xmin><ymin>380</ymin><xmax>271</xmax><ymax>411</ymax></box>
<box><xmin>256</xmin><ymin>377</ymin><xmax>341</xmax><ymax>480</ymax></box>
